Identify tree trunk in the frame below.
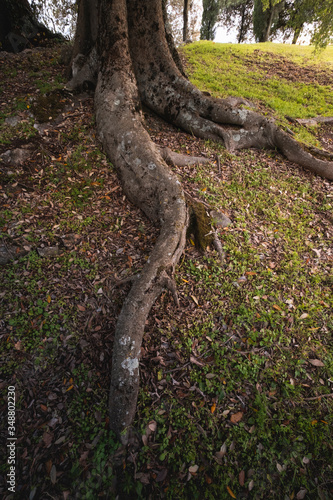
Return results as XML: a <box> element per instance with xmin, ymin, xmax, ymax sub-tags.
<box><xmin>263</xmin><ymin>1</ymin><xmax>277</xmax><ymax>42</ymax></box>
<box><xmin>71</xmin><ymin>0</ymin><xmax>333</xmax><ymax>442</ymax></box>
<box><xmin>292</xmin><ymin>23</ymin><xmax>303</xmax><ymax>44</ymax></box>
<box><xmin>238</xmin><ymin>3</ymin><xmax>247</xmax><ymax>43</ymax></box>
<box><xmin>0</xmin><ymin>0</ymin><xmax>60</xmax><ymax>53</ymax></box>
<box><xmin>183</xmin><ymin>0</ymin><xmax>189</xmax><ymax>41</ymax></box>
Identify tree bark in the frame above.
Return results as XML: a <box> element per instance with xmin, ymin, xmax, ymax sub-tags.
<box><xmin>71</xmin><ymin>0</ymin><xmax>333</xmax><ymax>442</ymax></box>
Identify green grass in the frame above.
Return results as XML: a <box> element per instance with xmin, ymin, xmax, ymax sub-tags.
<box><xmin>182</xmin><ymin>42</ymin><xmax>333</xmax><ymax>146</ymax></box>
<box><xmin>1</xmin><ymin>43</ymin><xmax>332</xmax><ymax>500</ymax></box>
<box><xmin>129</xmin><ymin>148</ymin><xmax>333</xmax><ymax>499</ymax></box>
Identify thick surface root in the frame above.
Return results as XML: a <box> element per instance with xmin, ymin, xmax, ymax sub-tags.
<box><xmin>95</xmin><ymin>0</ymin><xmax>188</xmax><ymax>442</ymax></box>
<box><xmin>127</xmin><ymin>0</ymin><xmax>333</xmax><ymax>181</ymax></box>
<box><xmin>72</xmin><ymin>0</ymin><xmax>332</xmax><ymax>443</ymax></box>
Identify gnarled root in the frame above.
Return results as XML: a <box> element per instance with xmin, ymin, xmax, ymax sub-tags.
<box><xmin>127</xmin><ymin>0</ymin><xmax>333</xmax><ymax>181</ymax></box>
<box><xmin>95</xmin><ymin>1</ymin><xmax>188</xmax><ymax>442</ymax></box>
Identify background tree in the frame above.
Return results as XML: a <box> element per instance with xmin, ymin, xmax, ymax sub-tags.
<box><xmin>200</xmin><ymin>0</ymin><xmax>220</xmax><ymax>39</ymax></box>
<box><xmin>305</xmin><ymin>0</ymin><xmax>333</xmax><ymax>48</ymax></box>
<box><xmin>165</xmin><ymin>0</ymin><xmax>201</xmax><ymax>44</ymax></box>
<box><xmin>183</xmin><ymin>0</ymin><xmax>189</xmax><ymax>40</ymax></box>
<box><xmin>253</xmin><ymin>0</ymin><xmax>285</xmax><ymax>42</ymax></box>
<box><xmin>31</xmin><ymin>0</ymin><xmax>77</xmax><ymax>40</ymax></box>
<box><xmin>218</xmin><ymin>0</ymin><xmax>254</xmax><ymax>43</ymax></box>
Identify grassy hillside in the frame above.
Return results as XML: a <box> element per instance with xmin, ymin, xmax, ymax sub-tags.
<box><xmin>182</xmin><ymin>42</ymin><xmax>333</xmax><ymax>147</ymax></box>
<box><xmin>0</xmin><ymin>44</ymin><xmax>332</xmax><ymax>499</ymax></box>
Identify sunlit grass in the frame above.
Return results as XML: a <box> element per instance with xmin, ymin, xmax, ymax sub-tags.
<box><xmin>182</xmin><ymin>41</ymin><xmax>333</xmax><ymax>147</ymax></box>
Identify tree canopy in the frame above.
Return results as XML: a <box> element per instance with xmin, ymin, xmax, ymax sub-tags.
<box><xmin>201</xmin><ymin>0</ymin><xmax>333</xmax><ymax>45</ymax></box>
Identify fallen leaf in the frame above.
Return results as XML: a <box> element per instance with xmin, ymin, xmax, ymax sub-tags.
<box><xmin>14</xmin><ymin>340</ymin><xmax>22</xmax><ymax>350</ymax></box>
<box><xmin>148</xmin><ymin>420</ymin><xmax>157</xmax><ymax>432</ymax></box>
<box><xmin>230</xmin><ymin>411</ymin><xmax>243</xmax><ymax>424</ymax></box>
<box><xmin>50</xmin><ymin>464</ymin><xmax>57</xmax><ymax>484</ymax></box>
<box><xmin>79</xmin><ymin>451</ymin><xmax>89</xmax><ymax>464</ymax></box>
<box><xmin>211</xmin><ymin>403</ymin><xmax>216</xmax><ymax>413</ymax></box>
<box><xmin>296</xmin><ymin>489</ymin><xmax>307</xmax><ymax>499</ymax></box>
<box><xmin>191</xmin><ymin>295</ymin><xmax>199</xmax><ymax>305</ymax></box>
<box><xmin>189</xmin><ymin>465</ymin><xmax>199</xmax><ymax>474</ymax></box>
<box><xmin>239</xmin><ymin>469</ymin><xmax>245</xmax><ymax>486</ymax></box>
<box><xmin>227</xmin><ymin>485</ymin><xmax>236</xmax><ymax>498</ymax></box>
<box><xmin>43</xmin><ymin>431</ymin><xmax>53</xmax><ymax>447</ymax></box>
<box><xmin>190</xmin><ymin>355</ymin><xmax>204</xmax><ymax>367</ymax></box>
<box><xmin>308</xmin><ymin>359</ymin><xmax>324</xmax><ymax>367</ymax></box>
<box><xmin>299</xmin><ymin>313</ymin><xmax>309</xmax><ymax>320</ymax></box>
<box><xmin>47</xmin><ymin>295</ymin><xmax>51</xmax><ymax>303</ymax></box>
<box><xmin>77</xmin><ymin>305</ymin><xmax>86</xmax><ymax>311</ymax></box>
<box><xmin>276</xmin><ymin>463</ymin><xmax>284</xmax><ymax>473</ymax></box>
<box><xmin>156</xmin><ymin>468</ymin><xmax>168</xmax><ymax>482</ymax></box>
<box><xmin>273</xmin><ymin>304</ymin><xmax>281</xmax><ymax>311</ymax></box>
<box><xmin>55</xmin><ymin>436</ymin><xmax>66</xmax><ymax>445</ymax></box>
<box><xmin>45</xmin><ymin>459</ymin><xmax>53</xmax><ymax>474</ymax></box>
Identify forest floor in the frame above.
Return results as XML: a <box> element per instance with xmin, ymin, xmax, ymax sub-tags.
<box><xmin>0</xmin><ymin>42</ymin><xmax>332</xmax><ymax>500</ymax></box>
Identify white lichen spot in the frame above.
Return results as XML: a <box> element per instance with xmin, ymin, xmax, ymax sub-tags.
<box><xmin>121</xmin><ymin>357</ymin><xmax>139</xmax><ymax>376</ymax></box>
<box><xmin>148</xmin><ymin>162</ymin><xmax>156</xmax><ymax>170</ymax></box>
<box><xmin>182</xmin><ymin>111</ymin><xmax>192</xmax><ymax>122</ymax></box>
<box><xmin>114</xmin><ymin>99</ymin><xmax>120</xmax><ymax>106</ymax></box>
<box><xmin>233</xmin><ymin>134</ymin><xmax>241</xmax><ymax>142</ymax></box>
<box><xmin>133</xmin><ymin>158</ymin><xmax>142</xmax><ymax>167</ymax></box>
<box><xmin>119</xmin><ymin>335</ymin><xmax>131</xmax><ymax>346</ymax></box>
<box><xmin>238</xmin><ymin>109</ymin><xmax>248</xmax><ymax>121</ymax></box>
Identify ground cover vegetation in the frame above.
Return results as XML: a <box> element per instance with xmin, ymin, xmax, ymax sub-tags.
<box><xmin>0</xmin><ymin>38</ymin><xmax>332</xmax><ymax>499</ymax></box>
<box><xmin>183</xmin><ymin>41</ymin><xmax>333</xmax><ymax>146</ymax></box>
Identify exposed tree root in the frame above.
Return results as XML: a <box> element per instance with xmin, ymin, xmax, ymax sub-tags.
<box><xmin>296</xmin><ymin>116</ymin><xmax>333</xmax><ymax>126</ymax></box>
<box><xmin>159</xmin><ymin>146</ymin><xmax>210</xmax><ymax>167</ymax></box>
<box><xmin>94</xmin><ymin>1</ymin><xmax>189</xmax><ymax>442</ymax></box>
<box><xmin>127</xmin><ymin>1</ymin><xmax>333</xmax><ymax>181</ymax></box>
<box><xmin>71</xmin><ymin>0</ymin><xmax>333</xmax><ymax>442</ymax></box>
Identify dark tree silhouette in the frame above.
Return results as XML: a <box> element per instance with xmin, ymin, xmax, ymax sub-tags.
<box><xmin>0</xmin><ymin>0</ymin><xmax>61</xmax><ymax>52</ymax></box>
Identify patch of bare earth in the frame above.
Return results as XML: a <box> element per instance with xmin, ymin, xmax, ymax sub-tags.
<box><xmin>241</xmin><ymin>50</ymin><xmax>333</xmax><ymax>86</ymax></box>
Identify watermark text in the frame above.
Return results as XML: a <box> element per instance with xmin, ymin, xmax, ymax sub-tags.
<box><xmin>7</xmin><ymin>386</ymin><xmax>16</xmax><ymax>493</ymax></box>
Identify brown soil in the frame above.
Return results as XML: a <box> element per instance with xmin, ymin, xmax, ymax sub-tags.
<box><xmin>242</xmin><ymin>49</ymin><xmax>333</xmax><ymax>86</ymax></box>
